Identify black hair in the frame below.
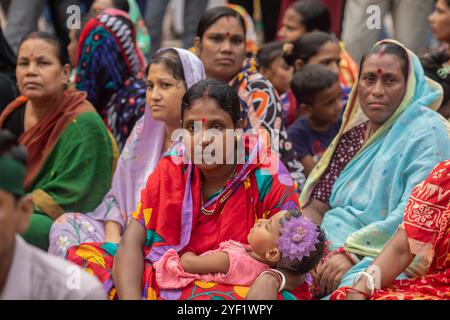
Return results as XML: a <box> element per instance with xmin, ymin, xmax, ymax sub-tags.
<box><xmin>181</xmin><ymin>79</ymin><xmax>241</xmax><ymax>125</ymax></box>
<box><xmin>359</xmin><ymin>42</ymin><xmax>409</xmax><ymax>80</ymax></box>
<box><xmin>421</xmin><ymin>51</ymin><xmax>450</xmax><ymax>109</ymax></box>
<box><xmin>257</xmin><ymin>41</ymin><xmax>292</xmax><ymax>70</ymax></box>
<box><xmin>284</xmin><ymin>31</ymin><xmax>338</xmax><ymax>66</ymax></box>
<box><xmin>291</xmin><ymin>64</ymin><xmax>339</xmax><ymax>105</ymax></box>
<box><xmin>278</xmin><ymin>210</ymin><xmax>326</xmax><ymax>274</ymax></box>
<box><xmin>0</xmin><ymin>130</ymin><xmax>27</xmax><ymax>199</ymax></box>
<box><xmin>289</xmin><ymin>0</ymin><xmax>331</xmax><ymax>33</ymax></box>
<box><xmin>18</xmin><ymin>31</ymin><xmax>70</xmax><ymax>66</ymax></box>
<box><xmin>112</xmin><ymin>0</ymin><xmax>130</xmax><ymax>12</ymax></box>
<box><xmin>145</xmin><ymin>48</ymin><xmax>186</xmax><ymax>84</ymax></box>
<box><xmin>196</xmin><ymin>6</ymin><xmax>246</xmax><ymax>40</ymax></box>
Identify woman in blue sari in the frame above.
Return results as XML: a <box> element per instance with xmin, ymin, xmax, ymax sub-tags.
<box><xmin>293</xmin><ymin>40</ymin><xmax>450</xmax><ymax>298</ymax></box>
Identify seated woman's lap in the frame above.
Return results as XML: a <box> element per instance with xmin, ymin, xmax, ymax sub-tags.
<box><xmin>321</xmin><ymin>257</ymin><xmax>409</xmax><ymax>300</ymax></box>
<box><xmin>67</xmin><ymin>242</ymin><xmax>312</xmax><ymax>300</ymax></box>
<box><xmin>49</xmin><ymin>212</ymin><xmax>105</xmax><ymax>257</ymax></box>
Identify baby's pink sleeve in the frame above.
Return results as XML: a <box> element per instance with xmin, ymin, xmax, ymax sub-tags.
<box><xmin>211</xmin><ymin>240</ymin><xmax>269</xmax><ymax>286</ymax></box>
<box><xmin>153</xmin><ymin>249</ymin><xmax>199</xmax><ymax>289</ymax></box>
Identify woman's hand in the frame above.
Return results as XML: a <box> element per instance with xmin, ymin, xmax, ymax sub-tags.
<box><xmin>315</xmin><ymin>253</ymin><xmax>354</xmax><ymax>295</ymax></box>
<box><xmin>104</xmin><ymin>220</ymin><xmax>122</xmax><ymax>243</ymax></box>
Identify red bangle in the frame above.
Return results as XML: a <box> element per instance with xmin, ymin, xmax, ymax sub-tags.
<box><xmin>332</xmin><ymin>247</ymin><xmax>357</xmax><ymax>265</ymax></box>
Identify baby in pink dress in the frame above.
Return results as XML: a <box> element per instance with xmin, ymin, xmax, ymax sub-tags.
<box><xmin>154</xmin><ymin>210</ymin><xmax>325</xmax><ymax>289</ymax></box>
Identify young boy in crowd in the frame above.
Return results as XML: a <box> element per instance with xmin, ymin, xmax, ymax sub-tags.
<box><xmin>257</xmin><ymin>41</ymin><xmax>298</xmax><ymax>126</ymax></box>
<box><xmin>0</xmin><ymin>130</ymin><xmax>106</xmax><ymax>300</ymax></box>
<box><xmin>288</xmin><ymin>64</ymin><xmax>343</xmax><ymax>177</ymax></box>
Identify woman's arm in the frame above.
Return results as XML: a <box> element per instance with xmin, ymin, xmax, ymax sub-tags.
<box><xmin>246</xmin><ymin>268</ymin><xmax>305</xmax><ymax>300</ymax></box>
<box><xmin>104</xmin><ymin>220</ymin><xmax>122</xmax><ymax>243</ymax></box>
<box><xmin>246</xmin><ymin>273</ymin><xmax>280</xmax><ymax>300</ymax></box>
<box><xmin>347</xmin><ymin>228</ymin><xmax>414</xmax><ymax>299</ymax></box>
<box><xmin>302</xmin><ymin>198</ymin><xmax>329</xmax><ymax>225</ymax></box>
<box><xmin>300</xmin><ymin>155</ymin><xmax>317</xmax><ymax>178</ymax></box>
<box><xmin>112</xmin><ymin>219</ymin><xmax>147</xmax><ymax>300</ymax></box>
<box><xmin>180</xmin><ymin>251</ymin><xmax>230</xmax><ymax>274</ymax></box>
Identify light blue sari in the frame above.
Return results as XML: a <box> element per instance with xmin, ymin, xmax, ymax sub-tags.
<box><xmin>300</xmin><ymin>40</ymin><xmax>450</xmax><ymax>296</ymax></box>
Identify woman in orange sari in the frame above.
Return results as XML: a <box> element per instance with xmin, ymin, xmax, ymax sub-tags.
<box><xmin>67</xmin><ymin>79</ymin><xmax>312</xmax><ymax>300</ymax></box>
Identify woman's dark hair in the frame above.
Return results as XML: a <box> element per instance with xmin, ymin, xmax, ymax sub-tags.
<box><xmin>18</xmin><ymin>31</ymin><xmax>70</xmax><ymax>66</ymax></box>
<box><xmin>196</xmin><ymin>6</ymin><xmax>246</xmax><ymax>39</ymax></box>
<box><xmin>291</xmin><ymin>64</ymin><xmax>339</xmax><ymax>105</ymax></box>
<box><xmin>359</xmin><ymin>42</ymin><xmax>409</xmax><ymax>80</ymax></box>
<box><xmin>285</xmin><ymin>31</ymin><xmax>338</xmax><ymax>66</ymax></box>
<box><xmin>421</xmin><ymin>51</ymin><xmax>450</xmax><ymax>108</ymax></box>
<box><xmin>257</xmin><ymin>41</ymin><xmax>292</xmax><ymax>69</ymax></box>
<box><xmin>145</xmin><ymin>48</ymin><xmax>186</xmax><ymax>84</ymax></box>
<box><xmin>181</xmin><ymin>79</ymin><xmax>241</xmax><ymax>125</ymax></box>
<box><xmin>278</xmin><ymin>210</ymin><xmax>326</xmax><ymax>274</ymax></box>
<box><xmin>0</xmin><ymin>26</ymin><xmax>16</xmax><ymax>81</ymax></box>
<box><xmin>289</xmin><ymin>0</ymin><xmax>331</xmax><ymax>33</ymax></box>
<box><xmin>112</xmin><ymin>0</ymin><xmax>130</xmax><ymax>12</ymax></box>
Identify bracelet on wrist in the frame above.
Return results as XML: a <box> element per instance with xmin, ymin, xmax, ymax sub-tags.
<box><xmin>260</xmin><ymin>269</ymin><xmax>286</xmax><ymax>292</ymax></box>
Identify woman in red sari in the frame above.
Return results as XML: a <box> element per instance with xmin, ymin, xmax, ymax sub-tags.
<box><xmin>331</xmin><ymin>160</ymin><xmax>450</xmax><ymax>300</ymax></box>
<box><xmin>67</xmin><ymin>79</ymin><xmax>311</xmax><ymax>300</ymax></box>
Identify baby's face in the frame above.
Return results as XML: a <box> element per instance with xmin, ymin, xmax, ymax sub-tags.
<box><xmin>247</xmin><ymin>211</ymin><xmax>287</xmax><ymax>257</ymax></box>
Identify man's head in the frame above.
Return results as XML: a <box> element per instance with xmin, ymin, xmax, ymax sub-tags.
<box><xmin>0</xmin><ymin>130</ymin><xmax>32</xmax><ymax>256</ymax></box>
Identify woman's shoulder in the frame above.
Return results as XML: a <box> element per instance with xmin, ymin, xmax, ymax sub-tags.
<box><xmin>403</xmin><ymin>106</ymin><xmax>450</xmax><ymax>135</ymax></box>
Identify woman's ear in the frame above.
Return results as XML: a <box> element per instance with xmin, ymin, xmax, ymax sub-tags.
<box><xmin>294</xmin><ymin>59</ymin><xmax>304</xmax><ymax>72</ymax></box>
<box><xmin>259</xmin><ymin>66</ymin><xmax>271</xmax><ymax>79</ymax></box>
<box><xmin>16</xmin><ymin>195</ymin><xmax>33</xmax><ymax>234</ymax></box>
<box><xmin>194</xmin><ymin>37</ymin><xmax>201</xmax><ymax>56</ymax></box>
<box><xmin>235</xmin><ymin>118</ymin><xmax>244</xmax><ymax>130</ymax></box>
<box><xmin>265</xmin><ymin>247</ymin><xmax>281</xmax><ymax>264</ymax></box>
<box><xmin>62</xmin><ymin>63</ymin><xmax>71</xmax><ymax>84</ymax></box>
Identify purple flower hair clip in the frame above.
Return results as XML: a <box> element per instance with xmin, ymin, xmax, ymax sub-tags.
<box><xmin>276</xmin><ymin>216</ymin><xmax>320</xmax><ymax>262</ymax></box>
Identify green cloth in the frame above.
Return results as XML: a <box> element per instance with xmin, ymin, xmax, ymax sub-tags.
<box><xmin>23</xmin><ymin>112</ymin><xmax>115</xmax><ymax>250</ymax></box>
<box><xmin>22</xmin><ymin>214</ymin><xmax>54</xmax><ymax>250</ymax></box>
<box><xmin>0</xmin><ymin>156</ymin><xmax>26</xmax><ymax>195</ymax></box>
<box><xmin>128</xmin><ymin>0</ymin><xmax>151</xmax><ymax>57</ymax></box>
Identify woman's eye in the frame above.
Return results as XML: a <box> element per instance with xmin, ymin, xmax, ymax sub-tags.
<box><xmin>187</xmin><ymin>123</ymin><xmax>195</xmax><ymax>132</ymax></box>
<box><xmin>210</xmin><ymin>36</ymin><xmax>223</xmax><ymax>42</ymax></box>
<box><xmin>162</xmin><ymin>83</ymin><xmax>172</xmax><ymax>89</ymax></box>
<box><xmin>232</xmin><ymin>38</ymin><xmax>244</xmax><ymax>45</ymax></box>
<box><xmin>385</xmin><ymin>78</ymin><xmax>397</xmax><ymax>84</ymax></box>
<box><xmin>146</xmin><ymin>83</ymin><xmax>154</xmax><ymax>90</ymax></box>
<box><xmin>212</xmin><ymin>124</ymin><xmax>223</xmax><ymax>130</ymax></box>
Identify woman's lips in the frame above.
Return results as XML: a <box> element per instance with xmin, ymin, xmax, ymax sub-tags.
<box><xmin>216</xmin><ymin>58</ymin><xmax>234</xmax><ymax>65</ymax></box>
<box><xmin>367</xmin><ymin>102</ymin><xmax>387</xmax><ymax>109</ymax></box>
<box><xmin>24</xmin><ymin>82</ymin><xmax>41</xmax><ymax>88</ymax></box>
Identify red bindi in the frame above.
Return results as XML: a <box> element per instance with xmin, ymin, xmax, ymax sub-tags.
<box><xmin>201</xmin><ymin>117</ymin><xmax>206</xmax><ymax>123</ymax></box>
<box><xmin>377</xmin><ymin>68</ymin><xmax>383</xmax><ymax>74</ymax></box>
<box><xmin>225</xmin><ymin>32</ymin><xmax>230</xmax><ymax>37</ymax></box>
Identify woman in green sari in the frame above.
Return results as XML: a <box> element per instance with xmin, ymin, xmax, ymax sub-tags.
<box><xmin>0</xmin><ymin>32</ymin><xmax>116</xmax><ymax>250</ymax></box>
